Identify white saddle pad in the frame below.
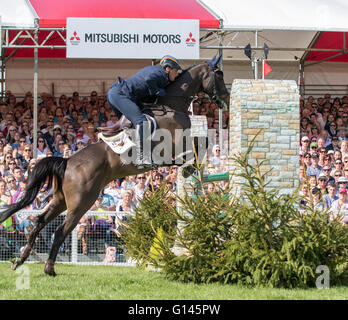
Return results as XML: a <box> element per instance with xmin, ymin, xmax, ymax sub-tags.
<box><xmin>98</xmin><ymin>115</ymin><xmax>157</xmax><ymax>155</ymax></box>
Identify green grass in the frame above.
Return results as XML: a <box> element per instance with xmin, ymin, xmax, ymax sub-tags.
<box><xmin>0</xmin><ymin>262</ymin><xmax>347</xmax><ymax>300</ymax></box>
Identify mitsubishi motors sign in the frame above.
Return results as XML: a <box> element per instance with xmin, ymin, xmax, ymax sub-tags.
<box><xmin>67</xmin><ymin>18</ymin><xmax>199</xmax><ymax>59</ymax></box>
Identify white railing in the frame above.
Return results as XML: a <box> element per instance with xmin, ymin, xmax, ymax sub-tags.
<box><xmin>0</xmin><ymin>210</ymin><xmax>136</xmax><ymax>267</ymax></box>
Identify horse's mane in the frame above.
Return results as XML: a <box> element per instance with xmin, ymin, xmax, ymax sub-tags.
<box><xmin>165</xmin><ymin>61</ymin><xmax>208</xmax><ymax>92</ymax></box>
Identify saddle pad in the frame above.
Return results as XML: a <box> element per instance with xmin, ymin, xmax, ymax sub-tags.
<box><xmin>98</xmin><ymin>130</ymin><xmax>135</xmax><ymax>155</ymax></box>
<box><xmin>98</xmin><ymin>115</ymin><xmax>156</xmax><ymax>155</ymax></box>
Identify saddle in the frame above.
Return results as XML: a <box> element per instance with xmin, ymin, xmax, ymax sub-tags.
<box><xmin>98</xmin><ymin>104</ymin><xmax>164</xmax><ymax>138</ymax></box>
<box><xmin>98</xmin><ymin>115</ymin><xmax>132</xmax><ymax>137</ymax></box>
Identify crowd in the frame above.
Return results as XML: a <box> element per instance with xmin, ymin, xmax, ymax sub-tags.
<box><xmin>0</xmin><ymin>89</ymin><xmax>228</xmax><ymax>255</ymax></box>
<box><xmin>2</xmin><ymin>88</ymin><xmax>347</xmax><ymax>257</ymax></box>
<box><xmin>299</xmin><ymin>94</ymin><xmax>348</xmax><ymax>226</ymax></box>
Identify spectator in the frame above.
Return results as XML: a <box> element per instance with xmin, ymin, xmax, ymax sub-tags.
<box><xmin>133</xmin><ymin>174</ymin><xmax>148</xmax><ymax>201</ymax></box>
<box><xmin>116</xmin><ymin>190</ymin><xmax>135</xmax><ymax>213</ymax></box>
<box><xmin>330</xmin><ymin>188</ymin><xmax>348</xmax><ymax>224</ymax></box>
<box><xmin>302</xmin><ymin>152</ymin><xmax>312</xmax><ymax>169</ymax></box>
<box><xmin>300</xmin><ymin>136</ymin><xmax>309</xmax><ymax>154</ymax></box>
<box><xmin>37</xmin><ymin>136</ymin><xmax>49</xmax><ymax>158</ymax></box>
<box><xmin>20</xmin><ymin>145</ymin><xmax>33</xmax><ymax>170</ymax></box>
<box><xmin>306</xmin><ymin>153</ymin><xmax>321</xmax><ymax>178</ymax></box>
<box><xmin>308</xmin><ymin>175</ymin><xmax>317</xmax><ymax>189</ymax></box>
<box><xmin>340</xmin><ymin>140</ymin><xmax>348</xmax><ymax>160</ymax></box>
<box><xmin>210</xmin><ymin>145</ymin><xmax>221</xmax><ymax>167</ymax></box>
<box><xmin>0</xmin><ymin>180</ymin><xmax>12</xmax><ymax>210</ymax></box>
<box><xmin>75</xmin><ymin>138</ymin><xmax>86</xmax><ymax>151</ymax></box>
<box><xmin>62</xmin><ymin>144</ymin><xmax>72</xmax><ymax>158</ymax></box>
<box><xmin>317</xmin><ymin>173</ymin><xmax>328</xmax><ymax>196</ymax></box>
<box><xmin>53</xmin><ymin>139</ymin><xmax>65</xmax><ymax>157</ymax></box>
<box><xmin>300</xmin><ymin>183</ymin><xmax>309</xmax><ymax>209</ymax></box>
<box><xmin>92</xmin><ymin>195</ymin><xmax>114</xmax><ymax>248</ymax></box>
<box><xmin>7</xmin><ymin>175</ymin><xmax>20</xmax><ymax>197</ymax></box>
<box><xmin>317</xmin><ymin>147</ymin><xmax>326</xmax><ymax>166</ymax></box>
<box><xmin>337</xmin><ymin>176</ymin><xmax>348</xmax><ymax>192</ymax></box>
<box><xmin>77</xmin><ymin>216</ymin><xmax>91</xmax><ymax>255</ymax></box>
<box><xmin>311</xmin><ymin>187</ymin><xmax>324</xmax><ymax>210</ymax></box>
<box><xmin>103</xmin><ymin>180</ymin><xmax>122</xmax><ymax>207</ymax></box>
<box><xmin>326</xmin><ymin>136</ymin><xmax>340</xmax><ymax>152</ymax></box>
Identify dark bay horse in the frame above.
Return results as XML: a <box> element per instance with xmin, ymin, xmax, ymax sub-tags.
<box><xmin>0</xmin><ymin>56</ymin><xmax>229</xmax><ymax>276</ymax></box>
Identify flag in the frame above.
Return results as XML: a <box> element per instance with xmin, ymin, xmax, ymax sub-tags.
<box><xmin>263</xmin><ymin>61</ymin><xmax>272</xmax><ymax>77</ymax></box>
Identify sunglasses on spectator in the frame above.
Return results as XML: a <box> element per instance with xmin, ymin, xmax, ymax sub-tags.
<box><xmin>323</xmin><ymin>169</ymin><xmax>331</xmax><ymax>172</ymax></box>
<box><xmin>24</xmin><ymin>149</ymin><xmax>31</xmax><ymax>152</ymax></box>
<box><xmin>335</xmin><ymin>174</ymin><xmax>341</xmax><ymax>177</ymax></box>
<box><xmin>59</xmin><ymin>142</ymin><xmax>65</xmax><ymax>145</ymax></box>
<box><xmin>38</xmin><ymin>140</ymin><xmax>44</xmax><ymax>143</ymax></box>
<box><xmin>8</xmin><ymin>179</ymin><xmax>15</xmax><ymax>183</ymax></box>
<box><xmin>137</xmin><ymin>176</ymin><xmax>146</xmax><ymax>180</ymax></box>
<box><xmin>20</xmin><ymin>140</ymin><xmax>26</xmax><ymax>143</ymax></box>
<box><xmin>9</xmin><ymin>162</ymin><xmax>16</xmax><ymax>165</ymax></box>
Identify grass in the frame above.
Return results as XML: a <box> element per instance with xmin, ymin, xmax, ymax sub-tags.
<box><xmin>0</xmin><ymin>262</ymin><xmax>347</xmax><ymax>300</ymax></box>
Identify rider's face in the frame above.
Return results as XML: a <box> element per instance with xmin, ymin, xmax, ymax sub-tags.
<box><xmin>167</xmin><ymin>67</ymin><xmax>180</xmax><ymax>82</ymax></box>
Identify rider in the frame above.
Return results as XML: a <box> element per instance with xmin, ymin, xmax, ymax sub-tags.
<box><xmin>106</xmin><ymin>55</ymin><xmax>182</xmax><ymax>169</ymax></box>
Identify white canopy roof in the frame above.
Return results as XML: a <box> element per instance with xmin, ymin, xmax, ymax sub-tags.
<box><xmin>199</xmin><ymin>0</ymin><xmax>348</xmax><ymax>62</ymax></box>
<box><xmin>200</xmin><ymin>0</ymin><xmax>348</xmax><ymax>31</ymax></box>
<box><xmin>0</xmin><ymin>0</ymin><xmax>37</xmax><ymax>28</ymax></box>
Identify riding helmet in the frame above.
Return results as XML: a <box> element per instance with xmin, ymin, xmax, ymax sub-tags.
<box><xmin>160</xmin><ymin>55</ymin><xmax>182</xmax><ymax>70</ymax></box>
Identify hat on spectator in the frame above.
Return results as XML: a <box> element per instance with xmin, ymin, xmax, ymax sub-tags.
<box><xmin>338</xmin><ymin>176</ymin><xmax>348</xmax><ymax>183</ymax></box>
<box><xmin>331</xmin><ymin>136</ymin><xmax>338</xmax><ymax>141</ymax></box>
<box><xmin>318</xmin><ymin>172</ymin><xmax>327</xmax><ymax>180</ymax></box>
<box><xmin>339</xmin><ymin>188</ymin><xmax>347</xmax><ymax>194</ymax></box>
<box><xmin>68</xmin><ymin>132</ymin><xmax>76</xmax><ymax>138</ymax></box>
<box><xmin>76</xmin><ymin>132</ymin><xmax>83</xmax><ymax>137</ymax></box>
<box><xmin>327</xmin><ymin>150</ymin><xmax>334</xmax><ymax>155</ymax></box>
<box><xmin>53</xmin><ymin>125</ymin><xmax>61</xmax><ymax>130</ymax></box>
<box><xmin>301</xmin><ymin>136</ymin><xmax>309</xmax><ymax>142</ymax></box>
<box><xmin>212</xmin><ymin>144</ymin><xmax>220</xmax><ymax>152</ymax></box>
<box><xmin>63</xmin><ymin>115</ymin><xmax>71</xmax><ymax>121</ymax></box>
<box><xmin>312</xmin><ymin>187</ymin><xmax>321</xmax><ymax>195</ymax></box>
<box><xmin>76</xmin><ymin>138</ymin><xmax>85</xmax><ymax>144</ymax></box>
<box><xmin>311</xmin><ymin>152</ymin><xmax>319</xmax><ymax>158</ymax></box>
<box><xmin>310</xmin><ymin>142</ymin><xmax>318</xmax><ymax>148</ymax></box>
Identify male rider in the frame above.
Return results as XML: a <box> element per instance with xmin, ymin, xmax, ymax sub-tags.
<box><xmin>106</xmin><ymin>55</ymin><xmax>182</xmax><ymax>169</ymax></box>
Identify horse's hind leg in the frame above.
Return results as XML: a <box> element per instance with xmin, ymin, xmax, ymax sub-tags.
<box><xmin>44</xmin><ymin>205</ymin><xmax>91</xmax><ymax>276</ymax></box>
<box><xmin>12</xmin><ymin>194</ymin><xmax>66</xmax><ymax>270</ymax></box>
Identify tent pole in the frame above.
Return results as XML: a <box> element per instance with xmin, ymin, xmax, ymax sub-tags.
<box><xmin>0</xmin><ymin>59</ymin><xmax>5</xmax><ymax>101</ymax></box>
<box><xmin>33</xmin><ymin>19</ymin><xmax>39</xmax><ymax>159</ymax></box>
<box><xmin>218</xmin><ymin>19</ymin><xmax>223</xmax><ymax>151</ymax></box>
<box><xmin>254</xmin><ymin>31</ymin><xmax>258</xmax><ymax>80</ymax></box>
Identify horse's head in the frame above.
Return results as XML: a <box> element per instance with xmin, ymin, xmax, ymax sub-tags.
<box><xmin>202</xmin><ymin>55</ymin><xmax>230</xmax><ymax>109</ymax></box>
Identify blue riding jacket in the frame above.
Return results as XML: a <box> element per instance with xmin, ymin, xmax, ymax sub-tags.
<box><xmin>112</xmin><ymin>65</ymin><xmax>169</xmax><ymax>104</ymax></box>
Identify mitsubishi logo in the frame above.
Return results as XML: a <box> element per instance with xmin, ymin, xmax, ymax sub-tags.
<box><xmin>70</xmin><ymin>31</ymin><xmax>81</xmax><ymax>45</ymax></box>
<box><xmin>185</xmin><ymin>32</ymin><xmax>196</xmax><ymax>47</ymax></box>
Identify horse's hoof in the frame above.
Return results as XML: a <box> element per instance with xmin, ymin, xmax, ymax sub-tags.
<box><xmin>44</xmin><ymin>262</ymin><xmax>57</xmax><ymax>277</ymax></box>
<box><xmin>11</xmin><ymin>258</ymin><xmax>22</xmax><ymax>271</ymax></box>
<box><xmin>44</xmin><ymin>268</ymin><xmax>56</xmax><ymax>277</ymax></box>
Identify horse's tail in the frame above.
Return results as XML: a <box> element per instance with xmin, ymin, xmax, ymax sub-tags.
<box><xmin>0</xmin><ymin>157</ymin><xmax>68</xmax><ymax>224</ymax></box>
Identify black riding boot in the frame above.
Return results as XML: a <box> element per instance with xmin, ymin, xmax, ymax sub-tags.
<box><xmin>135</xmin><ymin>123</ymin><xmax>153</xmax><ymax>169</ymax></box>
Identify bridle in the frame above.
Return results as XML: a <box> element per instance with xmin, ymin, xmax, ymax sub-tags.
<box><xmin>208</xmin><ymin>67</ymin><xmax>229</xmax><ymax>109</ymax></box>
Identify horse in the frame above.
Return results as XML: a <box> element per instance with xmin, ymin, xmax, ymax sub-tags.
<box><xmin>0</xmin><ymin>56</ymin><xmax>229</xmax><ymax>276</ymax></box>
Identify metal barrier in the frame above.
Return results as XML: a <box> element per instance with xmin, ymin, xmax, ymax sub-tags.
<box><xmin>0</xmin><ymin>210</ymin><xmax>135</xmax><ymax>266</ymax></box>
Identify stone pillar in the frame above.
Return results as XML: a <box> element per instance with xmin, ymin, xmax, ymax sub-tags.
<box><xmin>229</xmin><ymin>79</ymin><xmax>300</xmax><ymax>195</ymax></box>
